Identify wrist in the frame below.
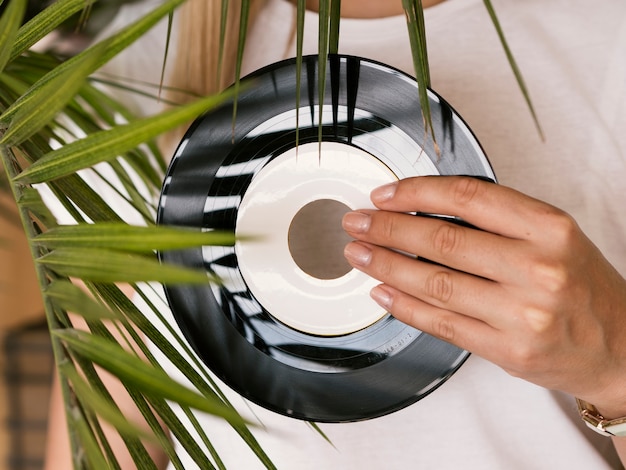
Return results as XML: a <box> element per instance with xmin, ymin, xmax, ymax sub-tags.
<box><xmin>585</xmin><ymin>390</ymin><xmax>626</xmax><ymax>421</ymax></box>
<box><xmin>595</xmin><ymin>404</ymin><xmax>626</xmax><ymax>422</ymax></box>
<box><xmin>581</xmin><ymin>374</ymin><xmax>626</xmax><ymax>419</ymax></box>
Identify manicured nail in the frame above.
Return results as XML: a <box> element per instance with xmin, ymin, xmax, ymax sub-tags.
<box><xmin>371</xmin><ymin>181</ymin><xmax>398</xmax><ymax>203</ymax></box>
<box><xmin>344</xmin><ymin>242</ymin><xmax>372</xmax><ymax>266</ymax></box>
<box><xmin>342</xmin><ymin>211</ymin><xmax>371</xmax><ymax>233</ymax></box>
<box><xmin>370</xmin><ymin>285</ymin><xmax>394</xmax><ymax>310</ymax></box>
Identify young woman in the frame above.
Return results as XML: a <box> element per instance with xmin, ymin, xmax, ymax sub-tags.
<box><xmin>46</xmin><ymin>0</ymin><xmax>626</xmax><ymax>468</ymax></box>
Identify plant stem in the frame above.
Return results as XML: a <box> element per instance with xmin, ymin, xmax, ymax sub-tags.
<box><xmin>0</xmin><ymin>144</ymin><xmax>86</xmax><ymax>468</ymax></box>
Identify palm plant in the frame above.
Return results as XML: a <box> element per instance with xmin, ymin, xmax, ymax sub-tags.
<box><xmin>0</xmin><ymin>0</ymin><xmax>537</xmax><ymax>468</ymax></box>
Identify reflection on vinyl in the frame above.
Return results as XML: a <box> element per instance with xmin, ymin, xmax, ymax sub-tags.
<box><xmin>157</xmin><ymin>55</ymin><xmax>496</xmax><ymax>423</ymax></box>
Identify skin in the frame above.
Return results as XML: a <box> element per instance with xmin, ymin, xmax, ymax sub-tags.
<box><xmin>303</xmin><ymin>0</ymin><xmax>447</xmax><ymax>18</ymax></box>
<box><xmin>342</xmin><ymin>176</ymin><xmax>626</xmax><ymax>462</ymax></box>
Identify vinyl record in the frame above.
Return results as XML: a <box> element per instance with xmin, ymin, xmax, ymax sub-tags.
<box><xmin>157</xmin><ymin>54</ymin><xmax>496</xmax><ymax>423</ymax></box>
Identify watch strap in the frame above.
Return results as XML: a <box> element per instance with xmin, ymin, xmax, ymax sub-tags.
<box><xmin>576</xmin><ymin>398</ymin><xmax>626</xmax><ymax>437</ymax></box>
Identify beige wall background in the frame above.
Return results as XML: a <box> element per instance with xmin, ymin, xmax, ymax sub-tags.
<box><xmin>1</xmin><ymin>191</ymin><xmax>47</xmax><ymax>467</ymax></box>
<box><xmin>0</xmin><ymin>193</ymin><xmax>44</xmax><ymax>329</ymax></box>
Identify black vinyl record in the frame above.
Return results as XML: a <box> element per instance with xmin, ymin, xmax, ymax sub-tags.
<box><xmin>157</xmin><ymin>54</ymin><xmax>496</xmax><ymax>423</ymax></box>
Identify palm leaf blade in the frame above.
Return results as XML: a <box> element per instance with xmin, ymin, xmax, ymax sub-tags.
<box><xmin>59</xmin><ymin>361</ymin><xmax>158</xmax><ymax>443</ymax></box>
<box><xmin>402</xmin><ymin>0</ymin><xmax>437</xmax><ymax>149</ymax></box>
<box><xmin>54</xmin><ymin>329</ymin><xmax>248</xmax><ymax>426</ymax></box>
<box><xmin>37</xmin><ymin>248</ymin><xmax>213</xmax><ymax>284</ymax></box>
<box><xmin>33</xmin><ymin>223</ymin><xmax>235</xmax><ymax>253</ymax></box>
<box><xmin>0</xmin><ymin>0</ymin><xmax>26</xmax><ymax>74</ymax></box>
<box><xmin>95</xmin><ymin>283</ymin><xmax>278</xmax><ymax>469</ymax></box>
<box><xmin>142</xmin><ymin>395</ymin><xmax>218</xmax><ymax>470</ymax></box>
<box><xmin>482</xmin><ymin>0</ymin><xmax>543</xmax><ymax>138</ymax></box>
<box><xmin>14</xmin><ymin>91</ymin><xmax>234</xmax><ymax>184</ymax></box>
<box><xmin>317</xmin><ymin>0</ymin><xmax>330</xmax><ymax>144</ymax></box>
<box><xmin>329</xmin><ymin>0</ymin><xmax>341</xmax><ymax>55</ymax></box>
<box><xmin>231</xmin><ymin>0</ymin><xmax>251</xmax><ymax>134</ymax></box>
<box><xmin>10</xmin><ymin>0</ymin><xmax>96</xmax><ymax>62</ymax></box>
<box><xmin>0</xmin><ymin>50</ymin><xmax>102</xmax><ymax>147</ymax></box>
<box><xmin>46</xmin><ymin>280</ymin><xmax>117</xmax><ymax>321</ymax></box>
<box><xmin>0</xmin><ymin>0</ymin><xmax>187</xmax><ymax>126</ymax></box>
<box><xmin>69</xmin><ymin>411</ymin><xmax>112</xmax><ymax>470</ymax></box>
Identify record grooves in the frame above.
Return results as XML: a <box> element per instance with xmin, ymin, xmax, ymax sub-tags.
<box><xmin>157</xmin><ymin>54</ymin><xmax>496</xmax><ymax>422</ymax></box>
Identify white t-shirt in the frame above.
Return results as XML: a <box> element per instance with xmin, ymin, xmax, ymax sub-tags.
<box><xmin>99</xmin><ymin>0</ymin><xmax>626</xmax><ymax>468</ymax></box>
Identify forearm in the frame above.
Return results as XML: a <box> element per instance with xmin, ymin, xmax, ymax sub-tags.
<box><xmin>45</xmin><ymin>312</ymin><xmax>170</xmax><ymax>470</ymax></box>
<box><xmin>45</xmin><ymin>363</ymin><xmax>170</xmax><ymax>470</ymax></box>
<box><xmin>44</xmin><ymin>372</ymin><xmax>71</xmax><ymax>470</ymax></box>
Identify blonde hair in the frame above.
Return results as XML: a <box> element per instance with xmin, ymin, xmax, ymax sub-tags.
<box><xmin>161</xmin><ymin>0</ymin><xmax>268</xmax><ymax>151</ymax></box>
<box><xmin>168</xmin><ymin>0</ymin><xmax>268</xmax><ymax>101</ymax></box>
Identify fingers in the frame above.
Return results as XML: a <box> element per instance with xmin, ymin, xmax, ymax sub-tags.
<box><xmin>339</xmin><ymin>175</ymin><xmax>540</xmax><ymax>356</ymax></box>
<box><xmin>343</xmin><ymin>240</ymin><xmax>511</xmax><ymax>330</ymax></box>
<box><xmin>342</xmin><ymin>209</ymin><xmax>526</xmax><ymax>284</ymax></box>
<box><xmin>340</xmin><ymin>175</ymin><xmax>626</xmax><ymax>406</ymax></box>
<box><xmin>368</xmin><ymin>283</ymin><xmax>500</xmax><ymax>357</ymax></box>
<box><xmin>370</xmin><ymin>176</ymin><xmax>557</xmax><ymax>241</ymax></box>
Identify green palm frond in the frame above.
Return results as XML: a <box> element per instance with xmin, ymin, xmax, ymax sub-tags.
<box><xmin>12</xmin><ymin>89</ymin><xmax>235</xmax><ymax>183</ymax></box>
<box><xmin>8</xmin><ymin>0</ymin><xmax>97</xmax><ymax>63</ymax></box>
<box><xmin>0</xmin><ymin>0</ymin><xmax>268</xmax><ymax>467</ymax></box>
<box><xmin>295</xmin><ymin>0</ymin><xmax>306</xmax><ymax>146</ymax></box>
<box><xmin>482</xmin><ymin>0</ymin><xmax>543</xmax><ymax>139</ymax></box>
<box><xmin>231</xmin><ymin>0</ymin><xmax>251</xmax><ymax>134</ymax></box>
<box><xmin>403</xmin><ymin>0</ymin><xmax>436</xmax><ymax>149</ymax></box>
<box><xmin>0</xmin><ymin>0</ymin><xmax>25</xmax><ymax>74</ymax></box>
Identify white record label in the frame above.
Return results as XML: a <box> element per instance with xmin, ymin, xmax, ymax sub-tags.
<box><xmin>236</xmin><ymin>142</ymin><xmax>397</xmax><ymax>336</ymax></box>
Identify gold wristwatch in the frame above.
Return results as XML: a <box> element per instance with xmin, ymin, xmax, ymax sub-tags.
<box><xmin>576</xmin><ymin>398</ymin><xmax>626</xmax><ymax>437</ymax></box>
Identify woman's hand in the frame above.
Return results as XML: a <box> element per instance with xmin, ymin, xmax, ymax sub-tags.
<box><xmin>342</xmin><ymin>176</ymin><xmax>626</xmax><ymax>418</ymax></box>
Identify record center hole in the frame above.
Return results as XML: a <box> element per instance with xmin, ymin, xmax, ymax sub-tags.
<box><xmin>288</xmin><ymin>199</ymin><xmax>354</xmax><ymax>280</ymax></box>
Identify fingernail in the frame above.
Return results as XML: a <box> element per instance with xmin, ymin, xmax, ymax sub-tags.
<box><xmin>371</xmin><ymin>285</ymin><xmax>394</xmax><ymax>310</ymax></box>
<box><xmin>344</xmin><ymin>242</ymin><xmax>372</xmax><ymax>266</ymax></box>
<box><xmin>342</xmin><ymin>211</ymin><xmax>371</xmax><ymax>233</ymax></box>
<box><xmin>371</xmin><ymin>182</ymin><xmax>398</xmax><ymax>203</ymax></box>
